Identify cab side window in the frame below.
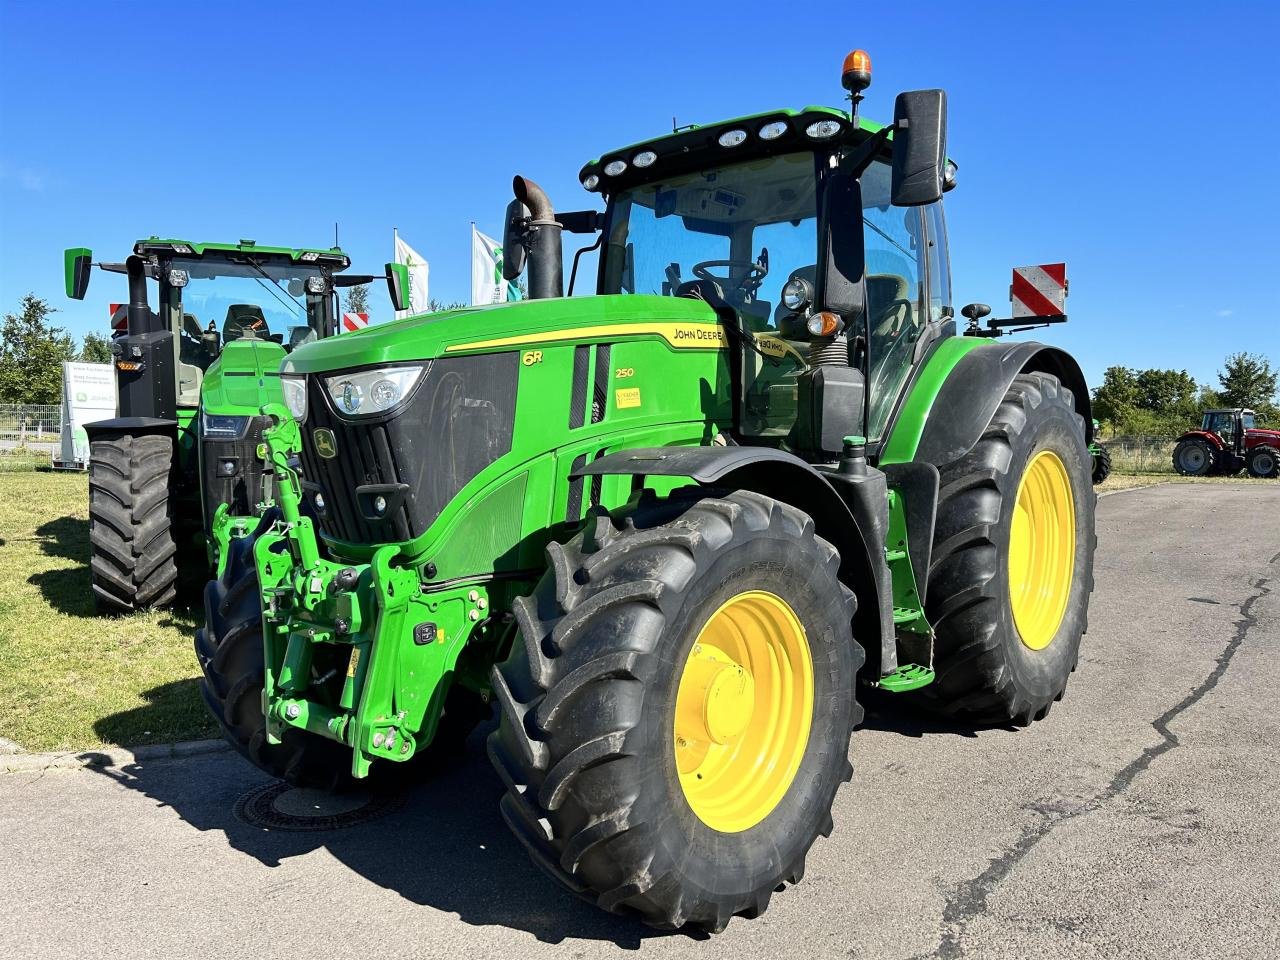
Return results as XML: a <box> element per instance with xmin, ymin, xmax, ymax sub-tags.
<box><xmin>924</xmin><ymin>201</ymin><xmax>952</xmax><ymax>323</ymax></box>
<box><xmin>862</xmin><ymin>162</ymin><xmax>927</xmax><ymax>441</ymax></box>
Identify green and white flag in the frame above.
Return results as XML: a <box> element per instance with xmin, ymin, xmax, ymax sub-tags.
<box><xmin>393</xmin><ymin>230</ymin><xmax>430</xmax><ymax>318</ymax></box>
<box><xmin>471</xmin><ymin>224</ymin><xmax>520</xmax><ymax>305</ymax></box>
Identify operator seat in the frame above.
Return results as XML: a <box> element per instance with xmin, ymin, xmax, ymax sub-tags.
<box><xmin>223</xmin><ymin>304</ymin><xmax>271</xmax><ymax>342</ymax></box>
<box><xmin>867</xmin><ymin>274</ymin><xmax>913</xmax><ymax>342</ymax></box>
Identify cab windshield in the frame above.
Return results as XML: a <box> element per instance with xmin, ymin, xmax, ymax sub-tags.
<box><xmin>602</xmin><ymin>152</ymin><xmax>820</xmax><ymax>436</ymax></box>
<box><xmin>169</xmin><ymin>257</ymin><xmax>325</xmax><ymax>351</ymax></box>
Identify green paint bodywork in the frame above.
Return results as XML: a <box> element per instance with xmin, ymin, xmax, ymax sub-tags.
<box><xmin>877</xmin><ymin>336</ymin><xmax>989</xmax><ymax>465</ymax></box>
<box><xmin>134</xmin><ymin>237</ymin><xmax>350</xmax><ymax>266</ymax></box>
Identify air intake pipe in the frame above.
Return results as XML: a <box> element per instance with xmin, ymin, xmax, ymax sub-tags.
<box><xmin>512</xmin><ymin>176</ymin><xmax>563</xmax><ymax>299</ymax></box>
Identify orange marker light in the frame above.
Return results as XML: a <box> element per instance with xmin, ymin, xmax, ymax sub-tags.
<box><xmin>841</xmin><ymin>49</ymin><xmax>872</xmax><ymax>93</ymax></box>
<box><xmin>807</xmin><ymin>311</ymin><xmax>845</xmax><ymax>338</ymax></box>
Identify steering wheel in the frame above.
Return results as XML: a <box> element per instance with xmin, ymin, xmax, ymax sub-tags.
<box><xmin>692</xmin><ymin>259</ymin><xmax>768</xmax><ymax>294</ymax></box>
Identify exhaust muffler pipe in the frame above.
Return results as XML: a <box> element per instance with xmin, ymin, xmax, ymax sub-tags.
<box><xmin>511</xmin><ymin>176</ymin><xmax>563</xmax><ymax>300</ymax></box>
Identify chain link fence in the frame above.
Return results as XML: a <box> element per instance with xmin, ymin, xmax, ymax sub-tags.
<box><xmin>1099</xmin><ymin>435</ymin><xmax>1177</xmax><ymax>474</ymax></box>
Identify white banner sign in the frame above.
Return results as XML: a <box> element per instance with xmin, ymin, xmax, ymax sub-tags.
<box><xmin>471</xmin><ymin>225</ymin><xmax>520</xmax><ymax>305</ymax></box>
<box><xmin>394</xmin><ymin>233</ymin><xmax>430</xmax><ymax>318</ymax></box>
<box><xmin>59</xmin><ymin>361</ymin><xmax>116</xmax><ymax>467</ymax></box>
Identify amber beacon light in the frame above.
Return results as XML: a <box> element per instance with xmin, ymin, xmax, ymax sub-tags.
<box><xmin>841</xmin><ymin>49</ymin><xmax>872</xmax><ymax>93</ymax></box>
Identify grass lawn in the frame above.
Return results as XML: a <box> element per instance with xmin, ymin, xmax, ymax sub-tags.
<box><xmin>0</xmin><ymin>471</ymin><xmax>215</xmax><ymax>752</ymax></box>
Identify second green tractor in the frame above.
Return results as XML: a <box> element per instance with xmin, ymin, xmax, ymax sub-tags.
<box><xmin>197</xmin><ymin>52</ymin><xmax>1096</xmax><ymax>932</ymax></box>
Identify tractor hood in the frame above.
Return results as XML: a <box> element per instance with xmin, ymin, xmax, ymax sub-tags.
<box><xmin>1248</xmin><ymin>427</ymin><xmax>1280</xmax><ymax>442</ymax></box>
<box><xmin>280</xmin><ymin>295</ymin><xmax>722</xmax><ymax>375</ymax></box>
<box><xmin>201</xmin><ymin>336</ymin><xmax>288</xmax><ymax>416</ymax></box>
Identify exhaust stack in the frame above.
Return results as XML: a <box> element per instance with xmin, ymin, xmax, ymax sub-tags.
<box><xmin>511</xmin><ymin>176</ymin><xmax>563</xmax><ymax>300</ymax></box>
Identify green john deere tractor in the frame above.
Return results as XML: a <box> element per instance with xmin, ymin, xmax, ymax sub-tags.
<box><xmin>1090</xmin><ymin>419</ymin><xmax>1112</xmax><ymax>484</ymax></box>
<box><xmin>196</xmin><ymin>52</ymin><xmax>1096</xmax><ymax>931</ymax></box>
<box><xmin>64</xmin><ymin>239</ymin><xmax>410</xmax><ymax>613</ymax></box>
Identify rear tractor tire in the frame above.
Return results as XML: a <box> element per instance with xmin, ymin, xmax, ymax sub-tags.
<box><xmin>1172</xmin><ymin>438</ymin><xmax>1216</xmax><ymax>476</ymax></box>
<box><xmin>1090</xmin><ymin>444</ymin><xmax>1112</xmax><ymax>485</ymax></box>
<box><xmin>489</xmin><ymin>489</ymin><xmax>862</xmax><ymax>932</ymax></box>
<box><xmin>195</xmin><ymin>521</ymin><xmax>486</xmax><ymax>790</ymax></box>
<box><xmin>88</xmin><ymin>433</ymin><xmax>178</xmax><ymax>614</ymax></box>
<box><xmin>925</xmin><ymin>372</ymin><xmax>1096</xmax><ymax>726</ymax></box>
<box><xmin>1246</xmin><ymin>445</ymin><xmax>1280</xmax><ymax>479</ymax></box>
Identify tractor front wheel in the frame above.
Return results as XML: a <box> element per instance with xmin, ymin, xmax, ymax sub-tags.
<box><xmin>88</xmin><ymin>433</ymin><xmax>178</xmax><ymax>614</ymax></box>
<box><xmin>1246</xmin><ymin>445</ymin><xmax>1280</xmax><ymax>479</ymax></box>
<box><xmin>1172</xmin><ymin>438</ymin><xmax>1216</xmax><ymax>476</ymax></box>
<box><xmin>1090</xmin><ymin>444</ymin><xmax>1112</xmax><ymax>485</ymax></box>
<box><xmin>488</xmin><ymin>490</ymin><xmax>861</xmax><ymax>932</ymax></box>
<box><xmin>925</xmin><ymin>372</ymin><xmax>1095</xmax><ymax>725</ymax></box>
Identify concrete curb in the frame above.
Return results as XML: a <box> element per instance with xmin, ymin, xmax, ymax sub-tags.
<box><xmin>1</xmin><ymin>739</ymin><xmax>231</xmax><ymax>774</ymax></box>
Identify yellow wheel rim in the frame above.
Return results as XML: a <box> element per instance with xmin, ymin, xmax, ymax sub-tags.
<box><xmin>1008</xmin><ymin>449</ymin><xmax>1076</xmax><ymax>650</ymax></box>
<box><xmin>674</xmin><ymin>590</ymin><xmax>813</xmax><ymax>833</ymax></box>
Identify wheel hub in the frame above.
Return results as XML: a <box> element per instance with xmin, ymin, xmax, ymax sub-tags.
<box><xmin>674</xmin><ymin>590</ymin><xmax>813</xmax><ymax>833</ymax></box>
<box><xmin>1009</xmin><ymin>449</ymin><xmax>1076</xmax><ymax>651</ymax></box>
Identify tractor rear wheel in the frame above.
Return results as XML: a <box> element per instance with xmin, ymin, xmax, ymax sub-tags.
<box><xmin>88</xmin><ymin>433</ymin><xmax>178</xmax><ymax>614</ymax></box>
<box><xmin>488</xmin><ymin>490</ymin><xmax>861</xmax><ymax>932</ymax></box>
<box><xmin>1246</xmin><ymin>445</ymin><xmax>1280</xmax><ymax>479</ymax></box>
<box><xmin>1172</xmin><ymin>438</ymin><xmax>1216</xmax><ymax>476</ymax></box>
<box><xmin>925</xmin><ymin>372</ymin><xmax>1095</xmax><ymax>725</ymax></box>
<box><xmin>1090</xmin><ymin>444</ymin><xmax>1112</xmax><ymax>484</ymax></box>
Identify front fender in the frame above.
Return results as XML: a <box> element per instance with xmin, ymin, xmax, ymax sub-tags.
<box><xmin>575</xmin><ymin>445</ymin><xmax>896</xmax><ymax>676</ymax></box>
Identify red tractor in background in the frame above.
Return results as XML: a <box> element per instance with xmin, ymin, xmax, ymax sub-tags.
<box><xmin>1172</xmin><ymin>408</ymin><xmax>1280</xmax><ymax>478</ymax></box>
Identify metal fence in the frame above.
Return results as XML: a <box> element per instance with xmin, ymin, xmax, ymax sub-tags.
<box><xmin>0</xmin><ymin>403</ymin><xmax>61</xmax><ymax>443</ymax></box>
<box><xmin>1100</xmin><ymin>435</ymin><xmax>1177</xmax><ymax>474</ymax></box>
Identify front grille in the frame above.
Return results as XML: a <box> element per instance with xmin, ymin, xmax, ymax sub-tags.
<box><xmin>298</xmin><ymin>354</ymin><xmax>519</xmax><ymax>545</ymax></box>
<box><xmin>202</xmin><ymin>416</ymin><xmax>270</xmax><ymax>530</ymax></box>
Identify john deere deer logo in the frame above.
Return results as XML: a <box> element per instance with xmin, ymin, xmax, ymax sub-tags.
<box><xmin>313</xmin><ymin>428</ymin><xmax>337</xmax><ymax>459</ymax></box>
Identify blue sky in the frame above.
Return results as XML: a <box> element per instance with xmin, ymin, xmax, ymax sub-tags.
<box><xmin>2</xmin><ymin>0</ymin><xmax>1277</xmax><ymax>391</ymax></box>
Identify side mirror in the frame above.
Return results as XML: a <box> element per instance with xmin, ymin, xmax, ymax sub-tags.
<box><xmin>502</xmin><ymin>198</ymin><xmax>530</xmax><ymax>282</ymax></box>
<box><xmin>385</xmin><ymin>262</ymin><xmax>411</xmax><ymax>313</ymax></box>
<box><xmin>891</xmin><ymin>89</ymin><xmax>947</xmax><ymax>207</ymax></box>
<box><xmin>65</xmin><ymin>247</ymin><xmax>93</xmax><ymax>300</ymax></box>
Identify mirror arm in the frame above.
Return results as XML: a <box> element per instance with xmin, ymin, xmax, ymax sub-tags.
<box><xmin>840</xmin><ymin>123</ymin><xmax>897</xmax><ymax>179</ymax></box>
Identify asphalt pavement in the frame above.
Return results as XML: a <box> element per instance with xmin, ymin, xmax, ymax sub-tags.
<box><xmin>2</xmin><ymin>482</ymin><xmax>1277</xmax><ymax>959</ymax></box>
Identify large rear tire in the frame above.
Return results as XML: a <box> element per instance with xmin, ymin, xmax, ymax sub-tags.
<box><xmin>1172</xmin><ymin>437</ymin><xmax>1216</xmax><ymax>476</ymax></box>
<box><xmin>88</xmin><ymin>433</ymin><xmax>178</xmax><ymax>614</ymax></box>
<box><xmin>488</xmin><ymin>490</ymin><xmax>861</xmax><ymax>932</ymax></box>
<box><xmin>925</xmin><ymin>372</ymin><xmax>1095</xmax><ymax>725</ymax></box>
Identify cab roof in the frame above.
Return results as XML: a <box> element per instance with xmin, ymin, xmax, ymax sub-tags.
<box><xmin>132</xmin><ymin>238</ymin><xmax>351</xmax><ymax>270</ymax></box>
<box><xmin>579</xmin><ymin>106</ymin><xmax>890</xmax><ymax>195</ymax></box>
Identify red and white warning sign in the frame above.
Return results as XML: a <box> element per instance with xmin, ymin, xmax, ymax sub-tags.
<box><xmin>1011</xmin><ymin>263</ymin><xmax>1067</xmax><ymax>319</ymax></box>
<box><xmin>341</xmin><ymin>312</ymin><xmax>369</xmax><ymax>333</ymax></box>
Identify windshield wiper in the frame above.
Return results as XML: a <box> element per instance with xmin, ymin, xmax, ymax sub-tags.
<box><xmin>863</xmin><ymin>217</ymin><xmax>915</xmax><ymax>261</ymax></box>
<box><xmin>243</xmin><ymin>256</ymin><xmax>305</xmax><ymax>319</ymax></box>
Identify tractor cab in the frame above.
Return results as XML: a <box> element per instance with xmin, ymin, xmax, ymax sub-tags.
<box><xmin>1202</xmin><ymin>408</ymin><xmax>1254</xmax><ymax>448</ymax></box>
<box><xmin>61</xmin><ymin>238</ymin><xmax>412</xmax><ymax>613</ymax></box>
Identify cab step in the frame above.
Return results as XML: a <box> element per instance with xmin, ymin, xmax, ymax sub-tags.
<box><xmin>874</xmin><ymin>663</ymin><xmax>935</xmax><ymax>692</ymax></box>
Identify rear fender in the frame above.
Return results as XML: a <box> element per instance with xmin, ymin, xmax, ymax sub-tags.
<box><xmin>1177</xmin><ymin>430</ymin><xmax>1226</xmax><ymax>451</ymax></box>
<box><xmin>882</xmin><ymin>341</ymin><xmax>1093</xmax><ymax>468</ymax></box>
<box><xmin>574</xmin><ymin>446</ymin><xmax>894</xmax><ymax>676</ymax></box>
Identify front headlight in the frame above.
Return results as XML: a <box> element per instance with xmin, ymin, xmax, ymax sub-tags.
<box><xmin>200</xmin><ymin>412</ymin><xmax>251</xmax><ymax>439</ymax></box>
<box><xmin>325</xmin><ymin>366</ymin><xmax>424</xmax><ymax>417</ymax></box>
<box><xmin>782</xmin><ymin>277</ymin><xmax>813</xmax><ymax>312</ymax></box>
<box><xmin>281</xmin><ymin>375</ymin><xmax>308</xmax><ymax>422</ymax></box>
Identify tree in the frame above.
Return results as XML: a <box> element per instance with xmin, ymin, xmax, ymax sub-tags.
<box><xmin>1217</xmin><ymin>352</ymin><xmax>1278</xmax><ymax>418</ymax></box>
<box><xmin>79</xmin><ymin>331</ymin><xmax>113</xmax><ymax>363</ymax></box>
<box><xmin>427</xmin><ymin>298</ymin><xmax>469</xmax><ymax>313</ymax></box>
<box><xmin>343</xmin><ymin>283</ymin><xmax>370</xmax><ymax>315</ymax></box>
<box><xmin>1091</xmin><ymin>366</ymin><xmax>1141</xmax><ymax>428</ymax></box>
<box><xmin>0</xmin><ymin>294</ymin><xmax>77</xmax><ymax>403</ymax></box>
